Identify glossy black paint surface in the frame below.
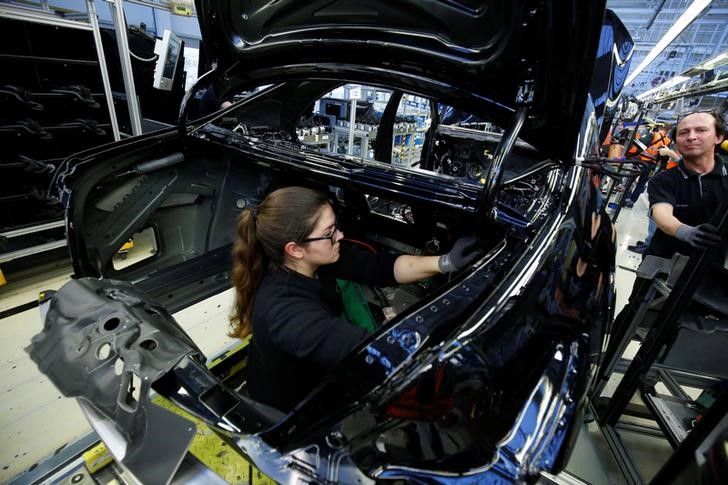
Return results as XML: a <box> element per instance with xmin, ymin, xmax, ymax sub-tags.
<box><xmin>197</xmin><ymin>0</ymin><xmax>607</xmax><ymax>161</ymax></box>
<box><xmin>26</xmin><ymin>2</ymin><xmax>633</xmax><ymax>483</ymax></box>
<box><xmin>590</xmin><ymin>9</ymin><xmax>635</xmax><ymax>142</ymax></box>
<box><xmin>29</xmin><ymin>156</ymin><xmax>615</xmax><ymax>482</ymax></box>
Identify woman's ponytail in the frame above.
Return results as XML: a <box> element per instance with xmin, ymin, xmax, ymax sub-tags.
<box><xmin>228</xmin><ymin>186</ymin><xmax>330</xmax><ymax>339</ymax></box>
<box><xmin>229</xmin><ymin>208</ymin><xmax>265</xmax><ymax>339</ymax></box>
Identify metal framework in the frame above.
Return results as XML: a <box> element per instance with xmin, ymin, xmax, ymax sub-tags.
<box><xmin>0</xmin><ymin>1</ymin><xmax>122</xmax><ymax>140</ymax></box>
<box><xmin>592</xmin><ymin>204</ymin><xmax>728</xmax><ymax>484</ymax></box>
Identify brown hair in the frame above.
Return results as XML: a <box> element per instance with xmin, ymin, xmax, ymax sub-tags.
<box><xmin>229</xmin><ymin>186</ymin><xmax>330</xmax><ymax>339</ymax></box>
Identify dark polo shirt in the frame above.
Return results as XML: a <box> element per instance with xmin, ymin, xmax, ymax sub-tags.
<box><xmin>647</xmin><ymin>156</ymin><xmax>728</xmax><ymax>258</ymax></box>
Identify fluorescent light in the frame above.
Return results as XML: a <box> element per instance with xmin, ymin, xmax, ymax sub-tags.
<box><xmin>681</xmin><ymin>49</ymin><xmax>728</xmax><ymax>76</ymax></box>
<box><xmin>701</xmin><ymin>51</ymin><xmax>728</xmax><ymax>70</ymax></box>
<box><xmin>637</xmin><ymin>75</ymin><xmax>690</xmax><ymax>99</ymax></box>
<box><xmin>625</xmin><ymin>0</ymin><xmax>712</xmax><ymax>86</ymax></box>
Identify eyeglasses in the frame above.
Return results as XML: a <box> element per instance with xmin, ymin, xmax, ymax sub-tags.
<box><xmin>302</xmin><ymin>220</ymin><xmax>339</xmax><ymax>245</ymax></box>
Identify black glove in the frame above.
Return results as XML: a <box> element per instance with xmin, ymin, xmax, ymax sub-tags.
<box><xmin>674</xmin><ymin>223</ymin><xmax>722</xmax><ymax>250</ymax></box>
<box><xmin>438</xmin><ymin>236</ymin><xmax>485</xmax><ymax>273</ymax></box>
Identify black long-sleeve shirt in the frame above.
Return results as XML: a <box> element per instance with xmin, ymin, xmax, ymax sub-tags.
<box><xmin>246</xmin><ymin>244</ymin><xmax>398</xmax><ymax>412</ymax></box>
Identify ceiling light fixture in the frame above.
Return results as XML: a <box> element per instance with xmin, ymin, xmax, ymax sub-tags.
<box><xmin>635</xmin><ymin>49</ymin><xmax>728</xmax><ymax>100</ymax></box>
<box><xmin>702</xmin><ymin>51</ymin><xmax>728</xmax><ymax>69</ymax></box>
<box><xmin>625</xmin><ymin>0</ymin><xmax>712</xmax><ymax>86</ymax></box>
<box><xmin>684</xmin><ymin>49</ymin><xmax>728</xmax><ymax>74</ymax></box>
<box><xmin>636</xmin><ymin>75</ymin><xmax>690</xmax><ymax>99</ymax></box>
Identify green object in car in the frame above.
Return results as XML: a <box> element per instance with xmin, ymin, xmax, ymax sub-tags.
<box><xmin>338</xmin><ymin>279</ymin><xmax>377</xmax><ymax>332</ymax></box>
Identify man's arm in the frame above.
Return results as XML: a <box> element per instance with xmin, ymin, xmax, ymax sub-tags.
<box><xmin>648</xmin><ymin>172</ymin><xmax>722</xmax><ymax>249</ymax></box>
<box><xmin>651</xmin><ymin>203</ymin><xmax>682</xmax><ymax>236</ymax></box>
<box><xmin>651</xmin><ymin>202</ymin><xmax>722</xmax><ymax>250</ymax></box>
<box><xmin>658</xmin><ymin>147</ymin><xmax>680</xmax><ymax>161</ymax></box>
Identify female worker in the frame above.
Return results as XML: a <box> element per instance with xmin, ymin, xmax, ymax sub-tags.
<box><xmin>230</xmin><ymin>186</ymin><xmax>483</xmax><ymax>412</ymax></box>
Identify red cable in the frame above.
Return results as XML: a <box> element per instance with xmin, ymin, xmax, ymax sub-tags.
<box><xmin>342</xmin><ymin>238</ymin><xmax>377</xmax><ymax>253</ymax></box>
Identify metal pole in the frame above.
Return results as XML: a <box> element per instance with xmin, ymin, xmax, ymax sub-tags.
<box><xmin>87</xmin><ymin>0</ymin><xmax>120</xmax><ymax>141</ymax></box>
<box><xmin>361</xmin><ymin>134</ymin><xmax>369</xmax><ymax>159</ymax></box>
<box><xmin>348</xmin><ymin>98</ymin><xmax>356</xmax><ymax>156</ymax></box>
<box><xmin>108</xmin><ymin>0</ymin><xmax>143</xmax><ymax>136</ymax></box>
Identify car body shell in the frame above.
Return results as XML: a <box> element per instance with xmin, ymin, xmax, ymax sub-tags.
<box><xmin>27</xmin><ymin>1</ymin><xmax>634</xmax><ymax>483</ymax></box>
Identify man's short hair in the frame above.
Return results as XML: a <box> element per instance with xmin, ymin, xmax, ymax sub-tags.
<box><xmin>674</xmin><ymin>110</ymin><xmax>726</xmax><ymax>138</ymax></box>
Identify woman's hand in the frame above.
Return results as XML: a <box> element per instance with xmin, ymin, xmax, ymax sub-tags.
<box><xmin>393</xmin><ymin>236</ymin><xmax>485</xmax><ymax>283</ymax></box>
<box><xmin>438</xmin><ymin>236</ymin><xmax>485</xmax><ymax>273</ymax></box>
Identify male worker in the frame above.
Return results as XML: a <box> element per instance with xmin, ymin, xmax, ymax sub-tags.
<box><xmin>626</xmin><ymin>135</ymin><xmax>681</xmax><ymax>254</ymax></box>
<box><xmin>604</xmin><ymin>112</ymin><xmax>726</xmax><ymax>374</ymax></box>
<box><xmin>645</xmin><ymin>110</ymin><xmax>726</xmax><ymax>258</ymax></box>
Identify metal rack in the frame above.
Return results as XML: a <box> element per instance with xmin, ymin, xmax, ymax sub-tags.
<box><xmin>106</xmin><ymin>0</ymin><xmax>143</xmax><ymax>136</ymax></box>
<box><xmin>592</xmin><ymin>206</ymin><xmax>728</xmax><ymax>484</ymax></box>
<box><xmin>602</xmin><ymin>101</ymin><xmax>650</xmax><ymax>222</ymax></box>
<box><xmin>653</xmin><ymin>77</ymin><xmax>728</xmax><ymax>104</ymax></box>
<box><xmin>0</xmin><ymin>1</ymin><xmax>145</xmax><ymax>273</ymax></box>
<box><xmin>0</xmin><ymin>1</ymin><xmax>122</xmax><ymax>141</ymax></box>
<box><xmin>0</xmin><ymin>220</ymin><xmax>65</xmax><ymax>264</ymax></box>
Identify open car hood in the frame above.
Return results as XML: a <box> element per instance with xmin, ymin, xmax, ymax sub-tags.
<box><xmin>196</xmin><ymin>0</ymin><xmax>607</xmax><ymax>162</ymax></box>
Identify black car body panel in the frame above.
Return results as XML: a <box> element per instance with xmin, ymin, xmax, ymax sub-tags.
<box><xmin>197</xmin><ymin>0</ymin><xmax>605</xmax><ymax>162</ymax></box>
<box><xmin>590</xmin><ymin>9</ymin><xmax>635</xmax><ymax>143</ymax></box>
<box><xmin>28</xmin><ymin>1</ymin><xmax>630</xmax><ymax>483</ymax></box>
